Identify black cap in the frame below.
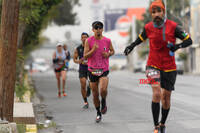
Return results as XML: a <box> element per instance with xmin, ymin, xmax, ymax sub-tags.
<box><xmin>92</xmin><ymin>21</ymin><xmax>104</xmax><ymax>28</ymax></box>
<box><xmin>81</xmin><ymin>32</ymin><xmax>89</xmax><ymax>37</ymax></box>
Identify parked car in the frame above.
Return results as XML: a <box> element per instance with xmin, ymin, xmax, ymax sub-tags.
<box><xmin>68</xmin><ymin>59</ymin><xmax>79</xmax><ymax>71</ymax></box>
<box><xmin>109</xmin><ymin>54</ymin><xmax>127</xmax><ymax>70</ymax></box>
<box><xmin>176</xmin><ymin>57</ymin><xmax>184</xmax><ymax>74</ymax></box>
<box><xmin>31</xmin><ymin>58</ymin><xmax>50</xmax><ymax>72</ymax></box>
<box><xmin>134</xmin><ymin>61</ymin><xmax>143</xmax><ymax>72</ymax></box>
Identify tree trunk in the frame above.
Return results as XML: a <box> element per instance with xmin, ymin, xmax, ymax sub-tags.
<box><xmin>0</xmin><ymin>0</ymin><xmax>19</xmax><ymax>122</ymax></box>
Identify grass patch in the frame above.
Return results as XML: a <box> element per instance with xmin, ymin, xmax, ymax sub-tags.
<box><xmin>17</xmin><ymin>124</ymin><xmax>26</xmax><ymax>133</ymax></box>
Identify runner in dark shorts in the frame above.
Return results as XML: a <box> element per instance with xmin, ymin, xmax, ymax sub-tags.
<box><xmin>124</xmin><ymin>1</ymin><xmax>192</xmax><ymax>133</ymax></box>
<box><xmin>73</xmin><ymin>32</ymin><xmax>91</xmax><ymax>109</ymax></box>
<box><xmin>84</xmin><ymin>21</ymin><xmax>115</xmax><ymax>123</ymax></box>
<box><xmin>53</xmin><ymin>43</ymin><xmax>68</xmax><ymax>98</ymax></box>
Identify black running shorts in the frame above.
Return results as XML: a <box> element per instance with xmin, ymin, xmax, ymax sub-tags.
<box><xmin>54</xmin><ymin>67</ymin><xmax>67</xmax><ymax>73</ymax></box>
<box><xmin>88</xmin><ymin>71</ymin><xmax>109</xmax><ymax>82</ymax></box>
<box><xmin>79</xmin><ymin>70</ymin><xmax>88</xmax><ymax>78</ymax></box>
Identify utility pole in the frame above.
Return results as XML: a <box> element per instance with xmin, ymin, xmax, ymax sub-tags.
<box><xmin>0</xmin><ymin>0</ymin><xmax>19</xmax><ymax>122</ymax></box>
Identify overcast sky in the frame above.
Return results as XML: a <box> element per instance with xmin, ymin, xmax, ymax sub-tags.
<box><xmin>74</xmin><ymin>0</ymin><xmax>150</xmax><ymax>33</ymax></box>
<box><xmin>42</xmin><ymin>0</ymin><xmax>150</xmax><ymax>42</ymax></box>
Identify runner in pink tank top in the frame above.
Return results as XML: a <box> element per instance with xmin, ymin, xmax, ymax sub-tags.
<box><xmin>84</xmin><ymin>21</ymin><xmax>115</xmax><ymax>123</ymax></box>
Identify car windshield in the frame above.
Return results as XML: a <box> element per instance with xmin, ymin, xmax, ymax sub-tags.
<box><xmin>110</xmin><ymin>54</ymin><xmax>126</xmax><ymax>59</ymax></box>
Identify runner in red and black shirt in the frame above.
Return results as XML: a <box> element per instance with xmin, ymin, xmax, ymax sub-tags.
<box><xmin>124</xmin><ymin>0</ymin><xmax>192</xmax><ymax>133</ymax></box>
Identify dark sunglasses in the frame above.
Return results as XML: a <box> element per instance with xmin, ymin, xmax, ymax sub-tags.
<box><xmin>94</xmin><ymin>25</ymin><xmax>103</xmax><ymax>30</ymax></box>
<box><xmin>152</xmin><ymin>7</ymin><xmax>162</xmax><ymax>14</ymax></box>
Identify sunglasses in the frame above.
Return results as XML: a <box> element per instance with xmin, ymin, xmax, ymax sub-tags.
<box><xmin>94</xmin><ymin>25</ymin><xmax>103</xmax><ymax>30</ymax></box>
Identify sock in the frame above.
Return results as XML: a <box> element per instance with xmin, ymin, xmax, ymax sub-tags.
<box><xmin>160</xmin><ymin>107</ymin><xmax>170</xmax><ymax>125</ymax></box>
<box><xmin>96</xmin><ymin>106</ymin><xmax>101</xmax><ymax>116</ymax></box>
<box><xmin>84</xmin><ymin>98</ymin><xmax>88</xmax><ymax>103</ymax></box>
<box><xmin>151</xmin><ymin>102</ymin><xmax>160</xmax><ymax>126</ymax></box>
<box><xmin>101</xmin><ymin>98</ymin><xmax>106</xmax><ymax>107</ymax></box>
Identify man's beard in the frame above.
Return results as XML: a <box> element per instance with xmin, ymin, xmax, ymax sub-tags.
<box><xmin>153</xmin><ymin>16</ymin><xmax>164</xmax><ymax>27</ymax></box>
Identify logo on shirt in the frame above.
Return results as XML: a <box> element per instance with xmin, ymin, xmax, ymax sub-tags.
<box><xmin>182</xmin><ymin>31</ymin><xmax>188</xmax><ymax>37</ymax></box>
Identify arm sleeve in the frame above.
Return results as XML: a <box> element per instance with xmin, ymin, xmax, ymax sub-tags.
<box><xmin>130</xmin><ymin>28</ymin><xmax>148</xmax><ymax>47</ymax></box>
<box><xmin>138</xmin><ymin>28</ymin><xmax>148</xmax><ymax>42</ymax></box>
<box><xmin>175</xmin><ymin>25</ymin><xmax>192</xmax><ymax>48</ymax></box>
<box><xmin>53</xmin><ymin>58</ymin><xmax>59</xmax><ymax>64</ymax></box>
<box><xmin>66</xmin><ymin>51</ymin><xmax>71</xmax><ymax>60</ymax></box>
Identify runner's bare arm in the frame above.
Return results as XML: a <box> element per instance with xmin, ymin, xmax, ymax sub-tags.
<box><xmin>84</xmin><ymin>39</ymin><xmax>98</xmax><ymax>59</ymax></box>
<box><xmin>53</xmin><ymin>52</ymin><xmax>56</xmax><ymax>59</ymax></box>
<box><xmin>73</xmin><ymin>49</ymin><xmax>83</xmax><ymax>64</ymax></box>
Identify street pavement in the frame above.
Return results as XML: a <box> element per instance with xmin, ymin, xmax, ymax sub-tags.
<box><xmin>32</xmin><ymin>70</ymin><xmax>200</xmax><ymax>133</ymax></box>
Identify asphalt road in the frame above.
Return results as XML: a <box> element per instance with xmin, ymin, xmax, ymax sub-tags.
<box><xmin>32</xmin><ymin>70</ymin><xmax>200</xmax><ymax>133</ymax></box>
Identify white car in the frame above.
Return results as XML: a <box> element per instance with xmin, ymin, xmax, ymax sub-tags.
<box><xmin>68</xmin><ymin>59</ymin><xmax>79</xmax><ymax>71</ymax></box>
<box><xmin>109</xmin><ymin>54</ymin><xmax>127</xmax><ymax>70</ymax></box>
<box><xmin>32</xmin><ymin>58</ymin><xmax>50</xmax><ymax>72</ymax></box>
<box><xmin>176</xmin><ymin>57</ymin><xmax>184</xmax><ymax>74</ymax></box>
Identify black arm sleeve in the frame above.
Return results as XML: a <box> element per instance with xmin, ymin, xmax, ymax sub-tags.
<box><xmin>53</xmin><ymin>58</ymin><xmax>59</xmax><ymax>64</ymax></box>
<box><xmin>175</xmin><ymin>26</ymin><xmax>193</xmax><ymax>48</ymax></box>
<box><xmin>66</xmin><ymin>51</ymin><xmax>71</xmax><ymax>60</ymax></box>
<box><xmin>130</xmin><ymin>28</ymin><xmax>148</xmax><ymax>47</ymax></box>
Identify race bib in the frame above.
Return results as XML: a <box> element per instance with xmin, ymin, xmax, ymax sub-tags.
<box><xmin>91</xmin><ymin>68</ymin><xmax>103</xmax><ymax>76</ymax></box>
<box><xmin>146</xmin><ymin>68</ymin><xmax>160</xmax><ymax>79</ymax></box>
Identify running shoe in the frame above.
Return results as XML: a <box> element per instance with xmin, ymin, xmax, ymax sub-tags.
<box><xmin>153</xmin><ymin>127</ymin><xmax>160</xmax><ymax>133</ymax></box>
<box><xmin>95</xmin><ymin>114</ymin><xmax>102</xmax><ymax>123</ymax></box>
<box><xmin>86</xmin><ymin>85</ymin><xmax>91</xmax><ymax>97</ymax></box>
<box><xmin>63</xmin><ymin>91</ymin><xmax>67</xmax><ymax>97</ymax></box>
<box><xmin>83</xmin><ymin>102</ymin><xmax>89</xmax><ymax>109</ymax></box>
<box><xmin>159</xmin><ymin>125</ymin><xmax>166</xmax><ymax>133</ymax></box>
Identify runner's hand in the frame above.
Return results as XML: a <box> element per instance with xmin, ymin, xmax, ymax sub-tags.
<box><xmin>167</xmin><ymin>43</ymin><xmax>180</xmax><ymax>52</ymax></box>
<box><xmin>58</xmin><ymin>56</ymin><xmax>62</xmax><ymax>60</ymax></box>
<box><xmin>79</xmin><ymin>58</ymin><xmax>84</xmax><ymax>64</ymax></box>
<box><xmin>92</xmin><ymin>42</ymin><xmax>99</xmax><ymax>51</ymax></box>
<box><xmin>102</xmin><ymin>52</ymin><xmax>110</xmax><ymax>58</ymax></box>
<box><xmin>124</xmin><ymin>45</ymin><xmax>134</xmax><ymax>56</ymax></box>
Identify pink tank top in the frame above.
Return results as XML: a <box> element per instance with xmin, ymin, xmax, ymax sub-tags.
<box><xmin>87</xmin><ymin>36</ymin><xmax>111</xmax><ymax>72</ymax></box>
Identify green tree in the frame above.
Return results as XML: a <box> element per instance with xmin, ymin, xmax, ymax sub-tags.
<box><xmin>52</xmin><ymin>0</ymin><xmax>80</xmax><ymax>25</ymax></box>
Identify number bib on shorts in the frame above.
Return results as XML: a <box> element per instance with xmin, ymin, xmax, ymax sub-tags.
<box><xmin>90</xmin><ymin>68</ymin><xmax>103</xmax><ymax>76</ymax></box>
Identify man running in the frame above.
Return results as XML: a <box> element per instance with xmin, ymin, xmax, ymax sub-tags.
<box><xmin>53</xmin><ymin>43</ymin><xmax>68</xmax><ymax>98</ymax></box>
<box><xmin>73</xmin><ymin>32</ymin><xmax>91</xmax><ymax>109</ymax></box>
<box><xmin>124</xmin><ymin>0</ymin><xmax>192</xmax><ymax>133</ymax></box>
<box><xmin>84</xmin><ymin>21</ymin><xmax>115</xmax><ymax>123</ymax></box>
